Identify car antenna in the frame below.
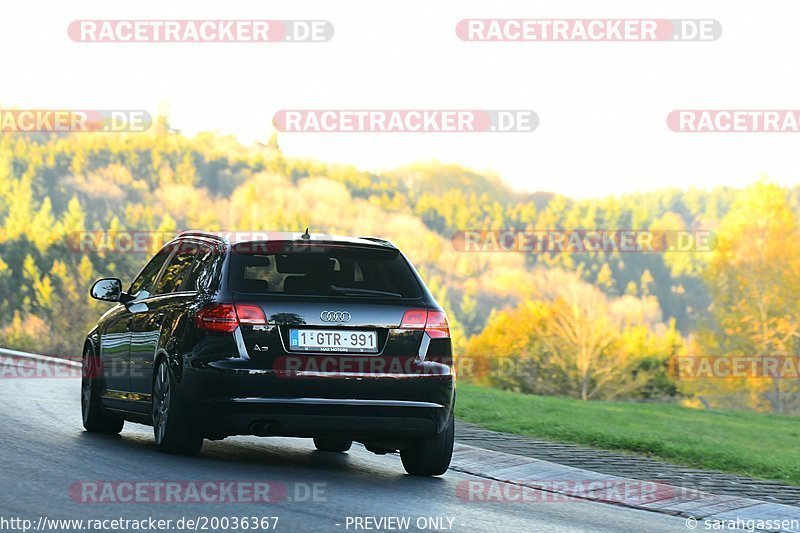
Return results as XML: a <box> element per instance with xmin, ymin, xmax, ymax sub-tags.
<box><xmin>301</xmin><ymin>227</ymin><xmax>311</xmax><ymax>240</ymax></box>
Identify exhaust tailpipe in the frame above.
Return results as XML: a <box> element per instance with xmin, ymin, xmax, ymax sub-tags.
<box><xmin>250</xmin><ymin>421</ymin><xmax>280</xmax><ymax>437</ymax></box>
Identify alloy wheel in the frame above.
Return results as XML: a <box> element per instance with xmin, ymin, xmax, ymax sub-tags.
<box><xmin>81</xmin><ymin>348</ymin><xmax>93</xmax><ymax>424</ymax></box>
<box><xmin>152</xmin><ymin>361</ymin><xmax>171</xmax><ymax>445</ymax></box>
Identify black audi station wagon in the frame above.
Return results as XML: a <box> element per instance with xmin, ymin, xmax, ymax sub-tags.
<box><xmin>82</xmin><ymin>231</ymin><xmax>455</xmax><ymax>476</ymax></box>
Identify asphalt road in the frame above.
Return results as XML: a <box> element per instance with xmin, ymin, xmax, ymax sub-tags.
<box><xmin>0</xmin><ymin>359</ymin><xmax>691</xmax><ymax>533</ymax></box>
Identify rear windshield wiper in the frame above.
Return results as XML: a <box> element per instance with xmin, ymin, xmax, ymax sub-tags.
<box><xmin>329</xmin><ymin>285</ymin><xmax>402</xmax><ymax>298</ymax></box>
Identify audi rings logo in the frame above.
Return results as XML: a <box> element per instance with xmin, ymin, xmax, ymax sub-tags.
<box><xmin>320</xmin><ymin>311</ymin><xmax>351</xmax><ymax>323</ymax></box>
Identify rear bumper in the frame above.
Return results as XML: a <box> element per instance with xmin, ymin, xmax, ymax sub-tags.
<box><xmin>180</xmin><ymin>361</ymin><xmax>455</xmax><ymax>441</ymax></box>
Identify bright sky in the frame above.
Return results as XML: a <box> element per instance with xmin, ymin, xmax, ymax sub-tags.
<box><xmin>2</xmin><ymin>1</ymin><xmax>799</xmax><ymax>198</ymax></box>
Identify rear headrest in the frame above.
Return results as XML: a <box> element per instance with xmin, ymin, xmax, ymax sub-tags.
<box><xmin>239</xmin><ymin>255</ymin><xmax>271</xmax><ymax>267</ymax></box>
<box><xmin>283</xmin><ymin>276</ymin><xmax>308</xmax><ymax>294</ymax></box>
<box><xmin>238</xmin><ymin>279</ymin><xmax>270</xmax><ymax>293</ymax></box>
<box><xmin>277</xmin><ymin>254</ymin><xmax>333</xmax><ymax>274</ymax></box>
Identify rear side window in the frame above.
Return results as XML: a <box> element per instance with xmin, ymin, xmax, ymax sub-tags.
<box><xmin>128</xmin><ymin>247</ymin><xmax>171</xmax><ymax>296</ymax></box>
<box><xmin>184</xmin><ymin>244</ymin><xmax>219</xmax><ymax>293</ymax></box>
<box><xmin>229</xmin><ymin>244</ymin><xmax>422</xmax><ymax>298</ymax></box>
<box><xmin>152</xmin><ymin>244</ymin><xmax>196</xmax><ymax>295</ymax></box>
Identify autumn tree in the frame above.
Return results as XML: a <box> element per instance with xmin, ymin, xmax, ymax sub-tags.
<box><xmin>702</xmin><ymin>180</ymin><xmax>800</xmax><ymax>412</ymax></box>
<box><xmin>464</xmin><ymin>271</ymin><xmax>679</xmax><ymax>400</ymax></box>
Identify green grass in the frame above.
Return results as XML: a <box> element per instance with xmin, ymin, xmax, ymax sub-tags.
<box><xmin>456</xmin><ymin>383</ymin><xmax>800</xmax><ymax>485</ymax></box>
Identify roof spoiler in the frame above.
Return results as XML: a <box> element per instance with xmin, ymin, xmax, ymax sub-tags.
<box><xmin>358</xmin><ymin>236</ymin><xmax>396</xmax><ymax>248</ymax></box>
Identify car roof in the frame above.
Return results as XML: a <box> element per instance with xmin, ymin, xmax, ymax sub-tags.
<box><xmin>174</xmin><ymin>230</ymin><xmax>396</xmax><ymax>249</ymax></box>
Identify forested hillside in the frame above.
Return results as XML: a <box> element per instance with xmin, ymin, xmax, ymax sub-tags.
<box><xmin>2</xmin><ymin>121</ymin><xmax>798</xmax><ymax>411</ymax></box>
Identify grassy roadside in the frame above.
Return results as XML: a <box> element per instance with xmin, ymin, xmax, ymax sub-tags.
<box><xmin>455</xmin><ymin>383</ymin><xmax>800</xmax><ymax>485</ymax></box>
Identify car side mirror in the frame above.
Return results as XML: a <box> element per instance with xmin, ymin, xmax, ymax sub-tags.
<box><xmin>90</xmin><ymin>278</ymin><xmax>127</xmax><ymax>303</ymax></box>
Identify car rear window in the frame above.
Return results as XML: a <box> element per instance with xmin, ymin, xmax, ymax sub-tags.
<box><xmin>229</xmin><ymin>244</ymin><xmax>422</xmax><ymax>298</ymax></box>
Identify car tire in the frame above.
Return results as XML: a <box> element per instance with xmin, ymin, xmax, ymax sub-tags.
<box><xmin>152</xmin><ymin>358</ymin><xmax>203</xmax><ymax>455</ymax></box>
<box><xmin>400</xmin><ymin>411</ymin><xmax>454</xmax><ymax>476</ymax></box>
<box><xmin>81</xmin><ymin>345</ymin><xmax>124</xmax><ymax>434</ymax></box>
<box><xmin>313</xmin><ymin>437</ymin><xmax>353</xmax><ymax>452</ymax></box>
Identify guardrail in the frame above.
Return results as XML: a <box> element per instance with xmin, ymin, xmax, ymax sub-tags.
<box><xmin>0</xmin><ymin>347</ymin><xmax>81</xmax><ymax>368</ymax></box>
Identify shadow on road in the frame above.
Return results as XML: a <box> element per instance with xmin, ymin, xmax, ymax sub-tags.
<box><xmin>75</xmin><ymin>425</ymin><xmax>447</xmax><ymax>487</ymax></box>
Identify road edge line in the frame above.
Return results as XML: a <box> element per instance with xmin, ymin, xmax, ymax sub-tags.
<box><xmin>0</xmin><ymin>347</ymin><xmax>81</xmax><ymax>368</ymax></box>
<box><xmin>450</xmin><ymin>443</ymin><xmax>800</xmax><ymax>527</ymax></box>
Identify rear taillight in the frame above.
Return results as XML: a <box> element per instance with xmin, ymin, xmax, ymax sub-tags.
<box><xmin>400</xmin><ymin>309</ymin><xmax>427</xmax><ymax>328</ymax></box>
<box><xmin>195</xmin><ymin>304</ymin><xmax>238</xmax><ymax>333</ymax></box>
<box><xmin>400</xmin><ymin>308</ymin><xmax>451</xmax><ymax>339</ymax></box>
<box><xmin>424</xmin><ymin>310</ymin><xmax>450</xmax><ymax>339</ymax></box>
<box><xmin>235</xmin><ymin>304</ymin><xmax>268</xmax><ymax>325</ymax></box>
<box><xmin>195</xmin><ymin>303</ymin><xmax>267</xmax><ymax>333</ymax></box>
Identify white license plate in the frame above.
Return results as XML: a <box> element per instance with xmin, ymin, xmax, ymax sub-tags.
<box><xmin>289</xmin><ymin>329</ymin><xmax>378</xmax><ymax>353</ymax></box>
